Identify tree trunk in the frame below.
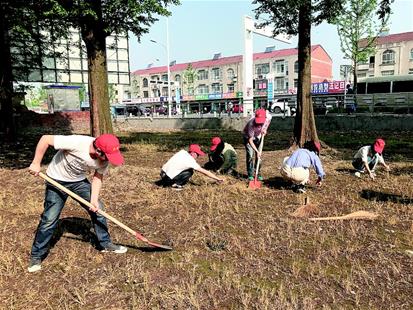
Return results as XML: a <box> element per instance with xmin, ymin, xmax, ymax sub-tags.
<box><xmin>294</xmin><ymin>0</ymin><xmax>319</xmax><ymax>147</ymax></box>
<box><xmin>82</xmin><ymin>19</ymin><xmax>113</xmax><ymax>137</ymax></box>
<box><xmin>0</xmin><ymin>3</ymin><xmax>16</xmax><ymax>142</ymax></box>
<box><xmin>352</xmin><ymin>58</ymin><xmax>358</xmax><ymax>94</ymax></box>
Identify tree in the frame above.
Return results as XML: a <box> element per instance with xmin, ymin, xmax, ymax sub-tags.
<box><xmin>253</xmin><ymin>0</ymin><xmax>392</xmax><ymax>146</ymax></box>
<box><xmin>182</xmin><ymin>63</ymin><xmax>196</xmax><ymax>96</ymax></box>
<box><xmin>334</xmin><ymin>0</ymin><xmax>390</xmax><ymax>93</ymax></box>
<box><xmin>55</xmin><ymin>0</ymin><xmax>179</xmax><ymax>136</ymax></box>
<box><xmin>0</xmin><ymin>0</ymin><xmax>68</xmax><ymax>142</ymax></box>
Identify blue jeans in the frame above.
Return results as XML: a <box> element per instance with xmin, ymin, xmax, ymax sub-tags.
<box><xmin>243</xmin><ymin>136</ymin><xmax>261</xmax><ymax>178</ymax></box>
<box><xmin>352</xmin><ymin>155</ymin><xmax>379</xmax><ymax>172</ymax></box>
<box><xmin>30</xmin><ymin>178</ymin><xmax>112</xmax><ymax>259</ymax></box>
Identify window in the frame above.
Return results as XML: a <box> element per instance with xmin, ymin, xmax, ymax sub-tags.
<box><xmin>143</xmin><ymin>91</ymin><xmax>149</xmax><ymax>98</ymax></box>
<box><xmin>143</xmin><ymin>78</ymin><xmax>148</xmax><ymax>87</ymax></box>
<box><xmin>150</xmin><ymin>75</ymin><xmax>159</xmax><ymax>81</ymax></box>
<box><xmin>187</xmin><ymin>87</ymin><xmax>194</xmax><ymax>95</ymax></box>
<box><xmin>410</xmin><ymin>49</ymin><xmax>413</xmax><ymax>60</ymax></box>
<box><xmin>227</xmin><ymin>68</ymin><xmax>235</xmax><ymax>80</ymax></box>
<box><xmin>294</xmin><ymin>79</ymin><xmax>298</xmax><ymax>88</ymax></box>
<box><xmin>274</xmin><ymin>60</ymin><xmax>285</xmax><ymax>74</ymax></box>
<box><xmin>198</xmin><ymin>70</ymin><xmax>208</xmax><ymax>80</ymax></box>
<box><xmin>255</xmin><ymin>63</ymin><xmax>270</xmax><ymax>75</ymax></box>
<box><xmin>211</xmin><ymin>68</ymin><xmax>221</xmax><ymax>80</ymax></box>
<box><xmin>357</xmin><ymin>72</ymin><xmax>367</xmax><ymax>78</ymax></box>
<box><xmin>175</xmin><ymin>74</ymin><xmax>181</xmax><ymax>83</ymax></box>
<box><xmin>161</xmin><ymin>86</ymin><xmax>168</xmax><ymax>96</ymax></box>
<box><xmin>382</xmin><ymin>50</ymin><xmax>395</xmax><ymax>64</ymax></box>
<box><xmin>294</xmin><ymin>61</ymin><xmax>299</xmax><ymax>73</ymax></box>
<box><xmin>381</xmin><ymin>70</ymin><xmax>394</xmax><ymax>76</ymax></box>
<box><xmin>161</xmin><ymin>74</ymin><xmax>168</xmax><ymax>81</ymax></box>
<box><xmin>211</xmin><ymin>83</ymin><xmax>222</xmax><ymax>94</ymax></box>
<box><xmin>227</xmin><ymin>83</ymin><xmax>235</xmax><ymax>92</ymax></box>
<box><xmin>186</xmin><ymin>74</ymin><xmax>194</xmax><ymax>84</ymax></box>
<box><xmin>275</xmin><ymin>77</ymin><xmax>287</xmax><ymax>90</ymax></box>
<box><xmin>197</xmin><ymin>84</ymin><xmax>209</xmax><ymax>94</ymax></box>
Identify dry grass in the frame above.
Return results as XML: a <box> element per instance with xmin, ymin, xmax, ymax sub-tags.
<box><xmin>0</xmin><ymin>130</ymin><xmax>412</xmax><ymax>309</ymax></box>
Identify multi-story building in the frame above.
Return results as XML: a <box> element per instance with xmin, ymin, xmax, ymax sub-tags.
<box><xmin>356</xmin><ymin>31</ymin><xmax>413</xmax><ymax>79</ymax></box>
<box><xmin>12</xmin><ymin>28</ymin><xmax>130</xmax><ymax>108</ymax></box>
<box><xmin>127</xmin><ymin>44</ymin><xmax>333</xmax><ymax>105</ymax></box>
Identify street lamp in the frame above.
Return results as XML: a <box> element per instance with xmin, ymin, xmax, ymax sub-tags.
<box><xmin>150</xmin><ymin>17</ymin><xmax>172</xmax><ymax>117</ymax></box>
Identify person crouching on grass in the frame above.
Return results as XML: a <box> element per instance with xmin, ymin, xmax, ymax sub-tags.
<box><xmin>352</xmin><ymin>138</ymin><xmax>390</xmax><ymax>179</ymax></box>
<box><xmin>204</xmin><ymin>136</ymin><xmax>238</xmax><ymax>175</ymax></box>
<box><xmin>159</xmin><ymin>144</ymin><xmax>224</xmax><ymax>190</ymax></box>
<box><xmin>28</xmin><ymin>134</ymin><xmax>127</xmax><ymax>273</ymax></box>
<box><xmin>280</xmin><ymin>141</ymin><xmax>325</xmax><ymax>193</ymax></box>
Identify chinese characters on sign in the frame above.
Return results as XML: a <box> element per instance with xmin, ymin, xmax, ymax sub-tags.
<box><xmin>311</xmin><ymin>81</ymin><xmax>346</xmax><ymax>94</ymax></box>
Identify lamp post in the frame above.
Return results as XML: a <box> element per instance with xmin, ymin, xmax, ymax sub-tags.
<box><xmin>150</xmin><ymin>17</ymin><xmax>172</xmax><ymax>117</ymax></box>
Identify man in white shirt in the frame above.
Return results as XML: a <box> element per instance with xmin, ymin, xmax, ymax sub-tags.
<box><xmin>27</xmin><ymin>134</ymin><xmax>127</xmax><ymax>273</ymax></box>
<box><xmin>159</xmin><ymin>144</ymin><xmax>224</xmax><ymax>190</ymax></box>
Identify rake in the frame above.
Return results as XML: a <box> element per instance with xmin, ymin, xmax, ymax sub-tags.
<box><xmin>38</xmin><ymin>172</ymin><xmax>172</xmax><ymax>250</ymax></box>
<box><xmin>309</xmin><ymin>210</ymin><xmax>378</xmax><ymax>221</ymax></box>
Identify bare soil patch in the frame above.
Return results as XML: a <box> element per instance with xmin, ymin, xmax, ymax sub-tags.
<box><xmin>0</xmin><ymin>129</ymin><xmax>412</xmax><ymax>309</ymax></box>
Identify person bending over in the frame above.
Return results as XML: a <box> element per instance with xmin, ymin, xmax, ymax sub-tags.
<box><xmin>28</xmin><ymin>134</ymin><xmax>127</xmax><ymax>273</ymax></box>
<box><xmin>352</xmin><ymin>138</ymin><xmax>390</xmax><ymax>179</ymax></box>
<box><xmin>159</xmin><ymin>144</ymin><xmax>224</xmax><ymax>190</ymax></box>
<box><xmin>204</xmin><ymin>136</ymin><xmax>238</xmax><ymax>175</ymax></box>
<box><xmin>281</xmin><ymin>141</ymin><xmax>325</xmax><ymax>193</ymax></box>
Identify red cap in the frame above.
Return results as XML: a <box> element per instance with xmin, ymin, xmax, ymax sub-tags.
<box><xmin>373</xmin><ymin>138</ymin><xmax>385</xmax><ymax>154</ymax></box>
<box><xmin>314</xmin><ymin>141</ymin><xmax>321</xmax><ymax>153</ymax></box>
<box><xmin>94</xmin><ymin>134</ymin><xmax>124</xmax><ymax>166</ymax></box>
<box><xmin>254</xmin><ymin>108</ymin><xmax>266</xmax><ymax>124</ymax></box>
<box><xmin>188</xmin><ymin>144</ymin><xmax>205</xmax><ymax>156</ymax></box>
<box><xmin>210</xmin><ymin>137</ymin><xmax>222</xmax><ymax>151</ymax></box>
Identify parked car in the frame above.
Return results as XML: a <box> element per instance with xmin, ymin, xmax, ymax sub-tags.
<box><xmin>155</xmin><ymin>105</ymin><xmax>177</xmax><ymax>115</ymax></box>
<box><xmin>270</xmin><ymin>98</ymin><xmax>296</xmax><ymax>115</ymax></box>
<box><xmin>125</xmin><ymin>104</ymin><xmax>151</xmax><ymax>116</ymax></box>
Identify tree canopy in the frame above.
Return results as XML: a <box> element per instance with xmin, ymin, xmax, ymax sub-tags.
<box><xmin>51</xmin><ymin>0</ymin><xmax>180</xmax><ymax>136</ymax></box>
<box><xmin>334</xmin><ymin>0</ymin><xmax>391</xmax><ymax>92</ymax></box>
<box><xmin>253</xmin><ymin>0</ymin><xmax>392</xmax><ymax>146</ymax></box>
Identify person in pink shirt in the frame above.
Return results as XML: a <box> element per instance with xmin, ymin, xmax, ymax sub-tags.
<box><xmin>242</xmin><ymin>108</ymin><xmax>272</xmax><ymax>180</ymax></box>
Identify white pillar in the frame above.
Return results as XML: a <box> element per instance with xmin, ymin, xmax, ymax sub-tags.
<box><xmin>166</xmin><ymin>17</ymin><xmax>172</xmax><ymax>117</ymax></box>
<box><xmin>243</xmin><ymin>16</ymin><xmax>254</xmax><ymax>117</ymax></box>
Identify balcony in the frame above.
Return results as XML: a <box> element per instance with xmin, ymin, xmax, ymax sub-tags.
<box><xmin>357</xmin><ymin>63</ymin><xmax>370</xmax><ymax>70</ymax></box>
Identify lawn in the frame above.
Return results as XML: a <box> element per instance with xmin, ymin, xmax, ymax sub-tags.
<box><xmin>0</xmin><ymin>129</ymin><xmax>412</xmax><ymax>309</ymax></box>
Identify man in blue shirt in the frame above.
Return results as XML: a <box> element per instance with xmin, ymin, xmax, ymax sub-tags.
<box><xmin>281</xmin><ymin>141</ymin><xmax>325</xmax><ymax>193</ymax></box>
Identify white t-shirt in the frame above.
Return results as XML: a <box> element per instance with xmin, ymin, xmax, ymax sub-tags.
<box><xmin>161</xmin><ymin>150</ymin><xmax>201</xmax><ymax>179</ymax></box>
<box><xmin>354</xmin><ymin>145</ymin><xmax>385</xmax><ymax>164</ymax></box>
<box><xmin>46</xmin><ymin>135</ymin><xmax>109</xmax><ymax>182</ymax></box>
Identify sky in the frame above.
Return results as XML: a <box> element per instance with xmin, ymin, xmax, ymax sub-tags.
<box><xmin>129</xmin><ymin>0</ymin><xmax>413</xmax><ymax>80</ymax></box>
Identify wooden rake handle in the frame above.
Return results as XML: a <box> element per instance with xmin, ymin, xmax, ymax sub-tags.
<box><xmin>38</xmin><ymin>172</ymin><xmax>148</xmax><ymax>243</ymax></box>
<box><xmin>255</xmin><ymin>135</ymin><xmax>265</xmax><ymax>178</ymax></box>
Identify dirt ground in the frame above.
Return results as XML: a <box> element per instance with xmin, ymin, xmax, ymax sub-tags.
<box><xmin>0</xmin><ymin>129</ymin><xmax>412</xmax><ymax>309</ymax></box>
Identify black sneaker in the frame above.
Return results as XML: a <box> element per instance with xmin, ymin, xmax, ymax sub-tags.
<box><xmin>28</xmin><ymin>257</ymin><xmax>42</xmax><ymax>273</ymax></box>
<box><xmin>101</xmin><ymin>243</ymin><xmax>128</xmax><ymax>254</ymax></box>
<box><xmin>171</xmin><ymin>184</ymin><xmax>184</xmax><ymax>191</ymax></box>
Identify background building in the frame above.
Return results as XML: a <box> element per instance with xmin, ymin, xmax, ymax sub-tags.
<box><xmin>126</xmin><ymin>44</ymin><xmax>333</xmax><ymax>106</ymax></box>
<box><xmin>356</xmin><ymin>31</ymin><xmax>413</xmax><ymax>79</ymax></box>
<box><xmin>12</xmin><ymin>28</ymin><xmax>130</xmax><ymax>109</ymax></box>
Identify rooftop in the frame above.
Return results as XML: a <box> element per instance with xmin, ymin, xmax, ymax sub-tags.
<box><xmin>133</xmin><ymin>45</ymin><xmax>325</xmax><ymax>76</ymax></box>
<box><xmin>359</xmin><ymin>31</ymin><xmax>413</xmax><ymax>47</ymax></box>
